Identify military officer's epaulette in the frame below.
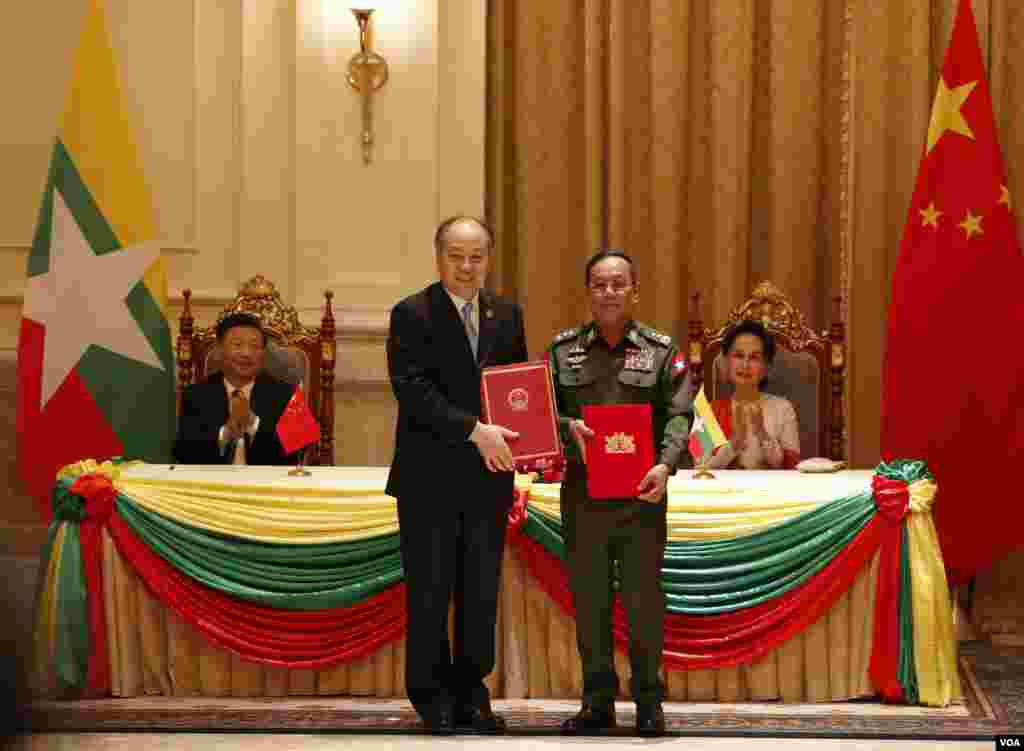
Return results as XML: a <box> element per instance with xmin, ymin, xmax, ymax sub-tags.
<box><xmin>551</xmin><ymin>326</ymin><xmax>584</xmax><ymax>347</ymax></box>
<box><xmin>635</xmin><ymin>324</ymin><xmax>673</xmax><ymax>348</ymax></box>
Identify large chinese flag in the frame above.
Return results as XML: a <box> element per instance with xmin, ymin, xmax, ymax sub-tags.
<box><xmin>881</xmin><ymin>0</ymin><xmax>1024</xmax><ymax>584</ymax></box>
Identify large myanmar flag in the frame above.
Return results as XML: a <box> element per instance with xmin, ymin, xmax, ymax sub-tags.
<box><xmin>881</xmin><ymin>0</ymin><xmax>1024</xmax><ymax>584</ymax></box>
<box><xmin>17</xmin><ymin>0</ymin><xmax>175</xmax><ymax>522</ymax></box>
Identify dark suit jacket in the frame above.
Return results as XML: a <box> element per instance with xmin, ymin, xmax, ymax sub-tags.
<box><xmin>386</xmin><ymin>282</ymin><xmax>528</xmax><ymax>505</ymax></box>
<box><xmin>173</xmin><ymin>372</ymin><xmax>298</xmax><ymax>465</ymax></box>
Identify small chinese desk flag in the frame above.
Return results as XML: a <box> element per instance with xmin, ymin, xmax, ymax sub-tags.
<box><xmin>276</xmin><ymin>386</ymin><xmax>321</xmax><ymax>456</ymax></box>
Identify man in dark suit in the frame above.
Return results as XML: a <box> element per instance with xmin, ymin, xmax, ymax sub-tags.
<box><xmin>387</xmin><ymin>216</ymin><xmax>527</xmax><ymax>735</ymax></box>
<box><xmin>174</xmin><ymin>312</ymin><xmax>297</xmax><ymax>465</ymax></box>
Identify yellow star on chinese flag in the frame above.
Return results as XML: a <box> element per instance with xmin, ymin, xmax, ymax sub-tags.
<box><xmin>959</xmin><ymin>210</ymin><xmax>983</xmax><ymax>239</ymax></box>
<box><xmin>926</xmin><ymin>78</ymin><xmax>978</xmax><ymax>154</ymax></box>
<box><xmin>999</xmin><ymin>185</ymin><xmax>1012</xmax><ymax>209</ymax></box>
<box><xmin>919</xmin><ymin>202</ymin><xmax>943</xmax><ymax>228</ymax></box>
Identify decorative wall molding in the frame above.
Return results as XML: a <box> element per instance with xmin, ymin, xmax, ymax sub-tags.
<box><xmin>334</xmin><ymin>377</ymin><xmax>392</xmax><ymax>391</ymax></box>
<box><xmin>167</xmin><ymin>288</ymin><xmax>239</xmax><ymax>305</ymax></box>
<box><xmin>165</xmin><ymin>294</ymin><xmax>389</xmax><ymax>338</ymax></box>
<box><xmin>332</xmin><ymin>307</ymin><xmax>389</xmax><ymax>338</ymax></box>
<box><xmin>0</xmin><ymin>243</ymin><xmax>199</xmax><ymax>255</ymax></box>
<box><xmin>325</xmin><ymin>272</ymin><xmax>403</xmax><ymax>290</ymax></box>
<box><xmin>0</xmin><ymin>345</ymin><xmax>390</xmax><ymax>389</ymax></box>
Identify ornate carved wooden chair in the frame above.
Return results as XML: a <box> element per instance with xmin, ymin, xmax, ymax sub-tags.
<box><xmin>687</xmin><ymin>281</ymin><xmax>846</xmax><ymax>461</ymax></box>
<box><xmin>176</xmin><ymin>275</ymin><xmax>337</xmax><ymax>465</ymax></box>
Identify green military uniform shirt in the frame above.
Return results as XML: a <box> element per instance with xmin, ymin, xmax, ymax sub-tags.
<box><xmin>547</xmin><ymin>320</ymin><xmax>694</xmax><ymax>472</ymax></box>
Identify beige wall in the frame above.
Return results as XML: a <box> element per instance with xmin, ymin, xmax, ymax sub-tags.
<box><xmin>0</xmin><ymin>0</ymin><xmax>486</xmax><ymax>440</ymax></box>
<box><xmin>0</xmin><ymin>0</ymin><xmax>484</xmax><ymax>549</ymax></box>
<box><xmin>0</xmin><ymin>0</ymin><xmax>485</xmax><ymax>694</ymax></box>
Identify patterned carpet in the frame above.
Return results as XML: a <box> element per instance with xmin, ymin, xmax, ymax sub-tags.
<box><xmin>22</xmin><ymin>642</ymin><xmax>1024</xmax><ymax>740</ymax></box>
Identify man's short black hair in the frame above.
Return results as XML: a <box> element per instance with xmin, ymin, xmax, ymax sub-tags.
<box><xmin>434</xmin><ymin>215</ymin><xmax>495</xmax><ymax>254</ymax></box>
<box><xmin>722</xmin><ymin>319</ymin><xmax>777</xmax><ymax>364</ymax></box>
<box><xmin>585</xmin><ymin>248</ymin><xmax>636</xmax><ymax>286</ymax></box>
<box><xmin>216</xmin><ymin>312</ymin><xmax>266</xmax><ymax>345</ymax></box>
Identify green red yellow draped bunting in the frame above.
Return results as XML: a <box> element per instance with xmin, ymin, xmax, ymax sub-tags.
<box><xmin>34</xmin><ymin>459</ymin><xmax>958</xmax><ymax>706</ymax></box>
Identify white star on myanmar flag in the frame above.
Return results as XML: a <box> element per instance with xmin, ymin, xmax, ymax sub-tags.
<box><xmin>22</xmin><ymin>190</ymin><xmax>164</xmax><ymax>407</ymax></box>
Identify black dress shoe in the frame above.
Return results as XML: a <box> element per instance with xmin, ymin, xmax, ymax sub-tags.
<box><xmin>560</xmin><ymin>704</ymin><xmax>617</xmax><ymax>735</ymax></box>
<box><xmin>635</xmin><ymin>703</ymin><xmax>666</xmax><ymax>737</ymax></box>
<box><xmin>422</xmin><ymin>703</ymin><xmax>456</xmax><ymax>735</ymax></box>
<box><xmin>454</xmin><ymin>704</ymin><xmax>506</xmax><ymax>734</ymax></box>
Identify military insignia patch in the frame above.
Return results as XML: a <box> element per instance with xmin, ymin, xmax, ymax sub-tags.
<box><xmin>670</xmin><ymin>352</ymin><xmax>688</xmax><ymax>379</ymax></box>
<box><xmin>624</xmin><ymin>347</ymin><xmax>655</xmax><ymax>372</ymax></box>
<box><xmin>554</xmin><ymin>327</ymin><xmax>581</xmax><ymax>344</ymax></box>
<box><xmin>639</xmin><ymin>328</ymin><xmax>672</xmax><ymax>347</ymax></box>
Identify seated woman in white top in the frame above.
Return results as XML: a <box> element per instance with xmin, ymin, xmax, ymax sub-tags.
<box><xmin>706</xmin><ymin>320</ymin><xmax>801</xmax><ymax>470</ymax></box>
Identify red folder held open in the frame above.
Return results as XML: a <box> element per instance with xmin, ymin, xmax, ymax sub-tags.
<box><xmin>582</xmin><ymin>403</ymin><xmax>654</xmax><ymax>499</ymax></box>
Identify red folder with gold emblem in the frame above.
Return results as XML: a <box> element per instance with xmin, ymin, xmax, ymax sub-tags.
<box><xmin>480</xmin><ymin>360</ymin><xmax>563</xmax><ymax>472</ymax></box>
<box><xmin>582</xmin><ymin>403</ymin><xmax>655</xmax><ymax>499</ymax></box>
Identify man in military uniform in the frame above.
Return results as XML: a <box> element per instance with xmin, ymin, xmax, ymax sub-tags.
<box><xmin>548</xmin><ymin>249</ymin><xmax>692</xmax><ymax>737</ymax></box>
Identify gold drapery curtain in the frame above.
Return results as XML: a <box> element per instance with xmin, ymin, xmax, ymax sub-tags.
<box><xmin>486</xmin><ymin>0</ymin><xmax>1024</xmax><ymax>469</ymax></box>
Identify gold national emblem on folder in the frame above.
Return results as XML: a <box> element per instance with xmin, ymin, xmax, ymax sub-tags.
<box><xmin>480</xmin><ymin>360</ymin><xmax>563</xmax><ymax>469</ymax></box>
<box><xmin>604</xmin><ymin>432</ymin><xmax>637</xmax><ymax>455</ymax></box>
<box><xmin>506</xmin><ymin>387</ymin><xmax>529</xmax><ymax>412</ymax></box>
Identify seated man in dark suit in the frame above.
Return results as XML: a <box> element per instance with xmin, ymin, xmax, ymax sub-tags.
<box><xmin>173</xmin><ymin>313</ymin><xmax>298</xmax><ymax>465</ymax></box>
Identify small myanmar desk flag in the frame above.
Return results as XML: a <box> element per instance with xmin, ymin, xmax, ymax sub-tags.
<box><xmin>688</xmin><ymin>386</ymin><xmax>728</xmax><ymax>466</ymax></box>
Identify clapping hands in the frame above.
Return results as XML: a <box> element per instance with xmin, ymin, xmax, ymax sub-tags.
<box><xmin>226</xmin><ymin>390</ymin><xmax>254</xmax><ymax>440</ymax></box>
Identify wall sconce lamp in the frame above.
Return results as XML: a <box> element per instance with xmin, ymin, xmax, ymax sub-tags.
<box><xmin>347</xmin><ymin>9</ymin><xmax>389</xmax><ymax>164</ymax></box>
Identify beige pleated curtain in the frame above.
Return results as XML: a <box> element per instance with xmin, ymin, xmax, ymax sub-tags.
<box><xmin>486</xmin><ymin>0</ymin><xmax>1024</xmax><ymax>469</ymax></box>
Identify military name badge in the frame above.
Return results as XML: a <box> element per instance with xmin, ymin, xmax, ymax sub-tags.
<box><xmin>624</xmin><ymin>347</ymin><xmax>655</xmax><ymax>372</ymax></box>
<box><xmin>566</xmin><ymin>347</ymin><xmax>587</xmax><ymax>370</ymax></box>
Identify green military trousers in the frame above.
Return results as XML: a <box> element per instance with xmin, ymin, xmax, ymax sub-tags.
<box><xmin>559</xmin><ymin>460</ymin><xmax>667</xmax><ymax>707</ymax></box>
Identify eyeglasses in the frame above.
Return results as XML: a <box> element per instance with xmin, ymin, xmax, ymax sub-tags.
<box><xmin>588</xmin><ymin>281</ymin><xmax>633</xmax><ymax>296</ymax></box>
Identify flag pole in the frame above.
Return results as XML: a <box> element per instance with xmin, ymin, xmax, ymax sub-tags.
<box><xmin>692</xmin><ymin>459</ymin><xmax>715</xmax><ymax>480</ymax></box>
<box><xmin>288</xmin><ymin>448</ymin><xmax>311</xmax><ymax>477</ymax></box>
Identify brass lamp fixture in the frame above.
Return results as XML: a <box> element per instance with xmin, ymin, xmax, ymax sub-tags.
<box><xmin>347</xmin><ymin>8</ymin><xmax>389</xmax><ymax>164</ymax></box>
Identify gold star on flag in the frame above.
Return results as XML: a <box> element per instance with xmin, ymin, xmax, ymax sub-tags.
<box><xmin>920</xmin><ymin>202</ymin><xmax>943</xmax><ymax>228</ymax></box>
<box><xmin>999</xmin><ymin>185</ymin><xmax>1012</xmax><ymax>209</ymax></box>
<box><xmin>959</xmin><ymin>210</ymin><xmax>983</xmax><ymax>239</ymax></box>
<box><xmin>926</xmin><ymin>78</ymin><xmax>978</xmax><ymax>154</ymax></box>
